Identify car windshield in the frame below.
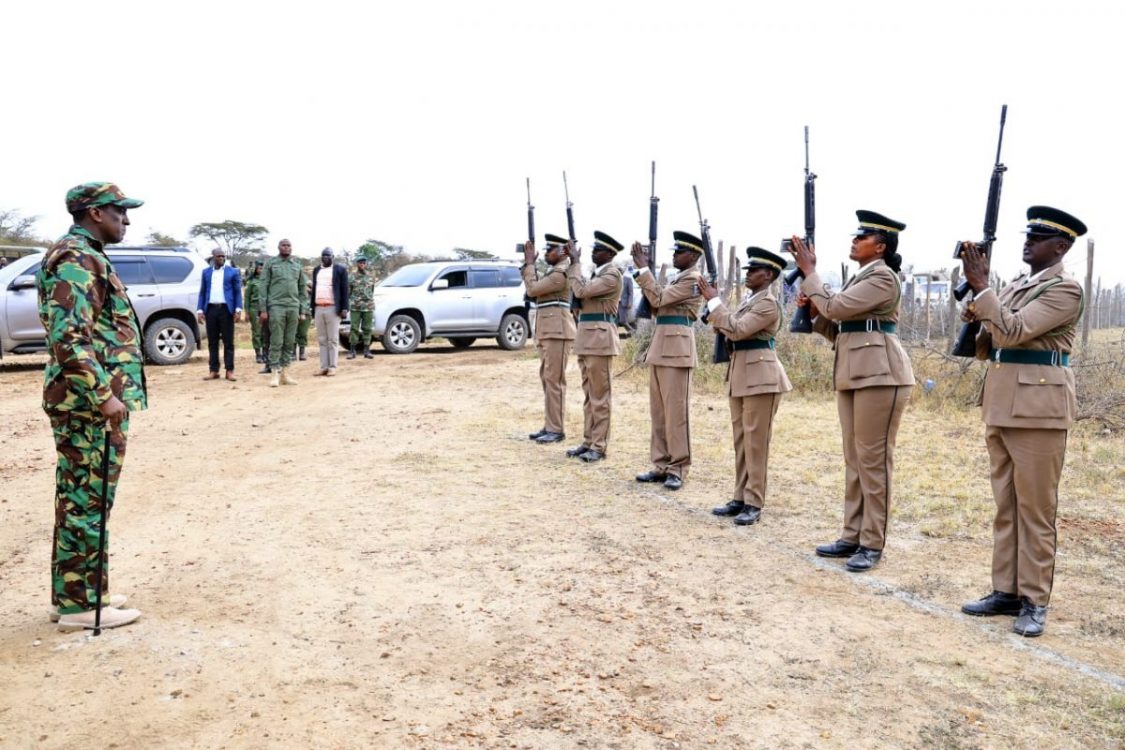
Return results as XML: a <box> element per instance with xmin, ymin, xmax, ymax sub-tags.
<box><xmin>378</xmin><ymin>265</ymin><xmax>434</xmax><ymax>287</ymax></box>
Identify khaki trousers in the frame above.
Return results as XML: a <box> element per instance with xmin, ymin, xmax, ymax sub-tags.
<box><xmin>649</xmin><ymin>365</ymin><xmax>693</xmax><ymax>479</ymax></box>
<box><xmin>578</xmin><ymin>354</ymin><xmax>612</xmax><ymax>453</ymax></box>
<box><xmin>730</xmin><ymin>393</ymin><xmax>781</xmax><ymax>508</ymax></box>
<box><xmin>538</xmin><ymin>339</ymin><xmax>571</xmax><ymax>434</ymax></box>
<box><xmin>986</xmin><ymin>426</ymin><xmax>1067</xmax><ymax>606</ymax></box>
<box><xmin>836</xmin><ymin>385</ymin><xmax>911</xmax><ymax>550</ymax></box>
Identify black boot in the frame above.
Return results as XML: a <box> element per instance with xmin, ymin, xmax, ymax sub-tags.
<box><xmin>254</xmin><ymin>348</ymin><xmax>263</xmax><ymax>364</ymax></box>
<box><xmin>259</xmin><ymin>361</ymin><xmax>272</xmax><ymax>374</ymax></box>
<box><xmin>347</xmin><ymin>346</ymin><xmax>356</xmax><ymax>360</ymax></box>
<box><xmin>298</xmin><ymin>345</ymin><xmax>307</xmax><ymax>361</ymax></box>
<box><xmin>363</xmin><ymin>345</ymin><xmax>374</xmax><ymax>359</ymax></box>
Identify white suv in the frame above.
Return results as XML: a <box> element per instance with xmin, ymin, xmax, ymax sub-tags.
<box><xmin>345</xmin><ymin>260</ymin><xmax>529</xmax><ymax>354</ymax></box>
<box><xmin>0</xmin><ymin>247</ymin><xmax>207</xmax><ymax>365</ymax></box>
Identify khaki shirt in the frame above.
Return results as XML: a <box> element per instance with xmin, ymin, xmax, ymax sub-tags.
<box><xmin>568</xmin><ymin>262</ymin><xmax>623</xmax><ymax>356</ymax></box>
<box><xmin>637</xmin><ymin>267</ymin><xmax>702</xmax><ymax>368</ymax></box>
<box><xmin>802</xmin><ymin>260</ymin><xmax>914</xmax><ymax>390</ymax></box>
<box><xmin>972</xmin><ymin>263</ymin><xmax>1081</xmax><ymax>429</ymax></box>
<box><xmin>709</xmin><ymin>288</ymin><xmax>793</xmax><ymax>397</ymax></box>
<box><xmin>522</xmin><ymin>260</ymin><xmax>576</xmax><ymax>341</ymax></box>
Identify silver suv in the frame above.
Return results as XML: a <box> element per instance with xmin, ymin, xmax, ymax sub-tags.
<box><xmin>0</xmin><ymin>246</ymin><xmax>206</xmax><ymax>365</ymax></box>
<box><xmin>344</xmin><ymin>260</ymin><xmax>529</xmax><ymax>354</ymax></box>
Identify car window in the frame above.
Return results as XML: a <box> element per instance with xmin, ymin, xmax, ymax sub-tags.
<box><xmin>499</xmin><ymin>267</ymin><xmax>523</xmax><ymax>287</ymax></box>
<box><xmin>379</xmin><ymin>265</ymin><xmax>433</xmax><ymax>287</ymax></box>
<box><xmin>470</xmin><ymin>269</ymin><xmax>501</xmax><ymax>288</ymax></box>
<box><xmin>148</xmin><ymin>256</ymin><xmax>194</xmax><ymax>284</ymax></box>
<box><xmin>437</xmin><ymin>270</ymin><xmax>467</xmax><ymax>288</ymax></box>
<box><xmin>111</xmin><ymin>256</ymin><xmax>155</xmax><ymax>285</ymax></box>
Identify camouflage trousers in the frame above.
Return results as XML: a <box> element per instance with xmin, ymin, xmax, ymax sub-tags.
<box><xmin>349</xmin><ymin>309</ymin><xmax>373</xmax><ymax>349</ymax></box>
<box><xmin>249</xmin><ymin>309</ymin><xmax>264</xmax><ymax>350</ymax></box>
<box><xmin>296</xmin><ymin>314</ymin><xmax>311</xmax><ymax>347</ymax></box>
<box><xmin>267</xmin><ymin>305</ymin><xmax>299</xmax><ymax>369</ymax></box>
<box><xmin>48</xmin><ymin>411</ymin><xmax>130</xmax><ymax>614</ymax></box>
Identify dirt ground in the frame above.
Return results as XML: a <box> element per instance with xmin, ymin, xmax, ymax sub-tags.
<box><xmin>1</xmin><ymin>341</ymin><xmax>1123</xmax><ymax>749</ymax></box>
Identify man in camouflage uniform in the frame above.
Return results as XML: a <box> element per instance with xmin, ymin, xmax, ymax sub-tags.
<box><xmin>244</xmin><ymin>259</ymin><xmax>266</xmax><ymax>363</ymax></box>
<box><xmin>37</xmin><ymin>182</ymin><xmax>146</xmax><ymax>630</ymax></box>
<box><xmin>347</xmin><ymin>256</ymin><xmax>376</xmax><ymax>359</ymax></box>
<box><xmin>259</xmin><ymin>238</ymin><xmax>310</xmax><ymax>386</ymax></box>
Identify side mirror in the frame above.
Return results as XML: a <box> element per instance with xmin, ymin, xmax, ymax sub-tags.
<box><xmin>9</xmin><ymin>274</ymin><xmax>36</xmax><ymax>291</ymax></box>
<box><xmin>431</xmin><ymin>279</ymin><xmax>450</xmax><ymax>290</ymax></box>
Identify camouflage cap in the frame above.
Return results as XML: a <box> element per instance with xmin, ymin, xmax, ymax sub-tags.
<box><xmin>65</xmin><ymin>182</ymin><xmax>144</xmax><ymax>214</ymax></box>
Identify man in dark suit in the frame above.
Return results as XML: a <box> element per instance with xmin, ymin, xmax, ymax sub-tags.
<box><xmin>309</xmin><ymin>247</ymin><xmax>349</xmax><ymax>376</ymax></box>
<box><xmin>196</xmin><ymin>247</ymin><xmax>243</xmax><ymax>381</ymax></box>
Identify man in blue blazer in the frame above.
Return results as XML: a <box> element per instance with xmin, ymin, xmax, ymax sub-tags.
<box><xmin>196</xmin><ymin>248</ymin><xmax>243</xmax><ymax>380</ymax></box>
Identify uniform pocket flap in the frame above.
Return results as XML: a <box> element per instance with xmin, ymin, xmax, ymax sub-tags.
<box><xmin>1016</xmin><ymin>368</ymin><xmax>1067</xmax><ymax>386</ymax></box>
<box><xmin>846</xmin><ymin>334</ymin><xmax>886</xmax><ymax>350</ymax></box>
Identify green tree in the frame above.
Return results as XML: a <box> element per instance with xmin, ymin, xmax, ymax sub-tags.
<box><xmin>188</xmin><ymin>220</ymin><xmax>269</xmax><ymax>265</ymax></box>
<box><xmin>0</xmin><ymin>209</ymin><xmax>48</xmax><ymax>246</ymax></box>
<box><xmin>146</xmin><ymin>230</ymin><xmax>190</xmax><ymax>247</ymax></box>
<box><xmin>453</xmin><ymin>248</ymin><xmax>498</xmax><ymax>260</ymax></box>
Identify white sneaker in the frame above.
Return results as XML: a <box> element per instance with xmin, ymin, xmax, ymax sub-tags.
<box><xmin>57</xmin><ymin>606</ymin><xmax>142</xmax><ymax>631</ymax></box>
<box><xmin>49</xmin><ymin>594</ymin><xmax>128</xmax><ymax>622</ymax></box>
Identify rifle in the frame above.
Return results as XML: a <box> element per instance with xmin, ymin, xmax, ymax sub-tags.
<box><xmin>692</xmin><ymin>185</ymin><xmax>727</xmax><ymax>364</ymax></box>
<box><xmin>787</xmin><ymin>126</ymin><xmax>817</xmax><ymax>333</ymax></box>
<box><xmin>951</xmin><ymin>105</ymin><xmax>1008</xmax><ymax>358</ymax></box>
<box><xmin>565</xmin><ymin>171</ymin><xmax>581</xmax><ymax>312</ymax></box>
<box><xmin>636</xmin><ymin>161</ymin><xmax>659</xmax><ymax>319</ymax></box>
<box><xmin>522</xmin><ymin>178</ymin><xmax>535</xmax><ymax>310</ymax></box>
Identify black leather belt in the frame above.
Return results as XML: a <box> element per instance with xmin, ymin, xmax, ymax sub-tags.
<box><xmin>839</xmin><ymin>320</ymin><xmax>897</xmax><ymax>334</ymax></box>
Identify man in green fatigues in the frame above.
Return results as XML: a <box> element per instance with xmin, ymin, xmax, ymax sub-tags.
<box><xmin>258</xmin><ymin>238</ymin><xmax>310</xmax><ymax>386</ymax></box>
<box><xmin>347</xmin><ymin>256</ymin><xmax>376</xmax><ymax>359</ymax></box>
<box><xmin>244</xmin><ymin>259</ymin><xmax>266</xmax><ymax>363</ymax></box>
<box><xmin>37</xmin><ymin>182</ymin><xmax>147</xmax><ymax>630</ymax></box>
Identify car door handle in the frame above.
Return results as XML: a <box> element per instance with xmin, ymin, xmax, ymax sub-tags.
<box><xmin>461</xmin><ymin>296</ymin><xmax>472</xmax><ymax>299</ymax></box>
<box><xmin>136</xmin><ymin>293</ymin><xmax>156</xmax><ymax>298</ymax></box>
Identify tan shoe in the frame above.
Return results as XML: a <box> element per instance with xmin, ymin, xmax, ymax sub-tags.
<box><xmin>204</xmin><ymin>371</ymin><xmax>220</xmax><ymax>380</ymax></box>
<box><xmin>49</xmin><ymin>594</ymin><xmax>128</xmax><ymax>622</ymax></box>
<box><xmin>225</xmin><ymin>371</ymin><xmax>237</xmax><ymax>381</ymax></box>
<box><xmin>57</xmin><ymin>606</ymin><xmax>142</xmax><ymax>631</ymax></box>
<box><xmin>326</xmin><ymin>368</ymin><xmax>336</xmax><ymax>377</ymax></box>
<box><xmin>280</xmin><ymin>368</ymin><xmax>298</xmax><ymax>385</ymax></box>
<box><xmin>269</xmin><ymin>371</ymin><xmax>281</xmax><ymax>388</ymax></box>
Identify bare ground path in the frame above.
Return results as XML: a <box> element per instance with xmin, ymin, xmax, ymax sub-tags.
<box><xmin>1</xmin><ymin>345</ymin><xmax>1123</xmax><ymax>749</ymax></box>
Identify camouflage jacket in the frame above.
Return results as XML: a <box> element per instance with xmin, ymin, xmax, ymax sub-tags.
<box><xmin>259</xmin><ymin>255</ymin><xmax>310</xmax><ymax>314</ymax></box>
<box><xmin>37</xmin><ymin>225</ymin><xmax>148</xmax><ymax>414</ymax></box>
<box><xmin>349</xmin><ymin>269</ymin><xmax>375</xmax><ymax>311</ymax></box>
<box><xmin>244</xmin><ymin>274</ymin><xmax>263</xmax><ymax>311</ymax></box>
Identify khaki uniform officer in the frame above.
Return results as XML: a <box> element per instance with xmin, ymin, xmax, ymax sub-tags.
<box><xmin>565</xmin><ymin>231</ymin><xmax>624</xmax><ymax>463</ymax></box>
<box><xmin>703</xmin><ymin>248</ymin><xmax>793</xmax><ymax>525</ymax></box>
<box><xmin>791</xmin><ymin>210</ymin><xmax>914</xmax><ymax>572</ymax></box>
<box><xmin>523</xmin><ymin>233</ymin><xmax>577</xmax><ymax>444</ymax></box>
<box><xmin>631</xmin><ymin>230</ymin><xmax>704</xmax><ymax>491</ymax></box>
<box><xmin>958</xmin><ymin>206</ymin><xmax>1087</xmax><ymax>638</ymax></box>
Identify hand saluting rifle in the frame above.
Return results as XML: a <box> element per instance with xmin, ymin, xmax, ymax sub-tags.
<box><xmin>951</xmin><ymin>104</ymin><xmax>1008</xmax><ymax>358</ymax></box>
<box><xmin>692</xmin><ymin>185</ymin><xmax>725</xmax><ymax>364</ymax></box>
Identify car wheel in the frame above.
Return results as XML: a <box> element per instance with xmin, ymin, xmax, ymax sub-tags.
<box><xmin>382</xmin><ymin>314</ymin><xmax>421</xmax><ymax>354</ymax></box>
<box><xmin>449</xmin><ymin>337</ymin><xmax>476</xmax><ymax>349</ymax></box>
<box><xmin>144</xmin><ymin>317</ymin><xmax>195</xmax><ymax>365</ymax></box>
<box><xmin>496</xmin><ymin>313</ymin><xmax>528</xmax><ymax>350</ymax></box>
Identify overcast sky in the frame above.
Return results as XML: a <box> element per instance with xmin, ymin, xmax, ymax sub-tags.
<box><xmin>4</xmin><ymin>1</ymin><xmax>1122</xmax><ymax>286</ymax></box>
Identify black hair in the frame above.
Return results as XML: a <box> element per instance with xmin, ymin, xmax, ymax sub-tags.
<box><xmin>70</xmin><ymin>209</ymin><xmax>88</xmax><ymax>223</ymax></box>
<box><xmin>873</xmin><ymin>232</ymin><xmax>903</xmax><ymax>273</ymax></box>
